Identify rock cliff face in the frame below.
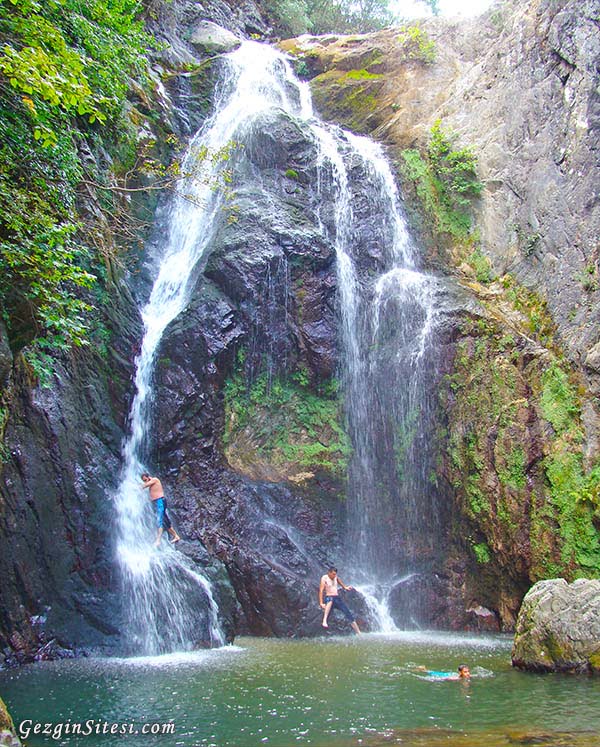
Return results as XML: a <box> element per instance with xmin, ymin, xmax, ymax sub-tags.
<box><xmin>282</xmin><ymin>0</ymin><xmax>600</xmax><ymax>627</ymax></box>
<box><xmin>1</xmin><ymin>0</ymin><xmax>599</xmax><ymax>662</ymax></box>
<box><xmin>289</xmin><ymin>0</ymin><xmax>599</xmax><ymax>368</ymax></box>
<box><xmin>0</xmin><ymin>284</ymin><xmax>141</xmax><ymax>664</ymax></box>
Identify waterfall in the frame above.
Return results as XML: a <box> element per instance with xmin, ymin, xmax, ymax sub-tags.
<box><xmin>114</xmin><ymin>37</ymin><xmax>442</xmax><ymax>648</ymax></box>
<box><xmin>338</xmin><ymin>137</ymin><xmax>442</xmax><ymax>627</ymax></box>
<box><xmin>306</xmin><ymin>97</ymin><xmax>443</xmax><ymax>630</ymax></box>
<box><xmin>113</xmin><ymin>42</ymin><xmax>311</xmax><ymax>654</ymax></box>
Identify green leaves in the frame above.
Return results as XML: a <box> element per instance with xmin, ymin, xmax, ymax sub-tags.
<box><xmin>0</xmin><ymin>212</ymin><xmax>95</xmax><ymax>350</ymax></box>
<box><xmin>0</xmin><ymin>0</ymin><xmax>155</xmax><ymax>373</ymax></box>
<box><xmin>397</xmin><ymin>23</ymin><xmax>436</xmax><ymax>63</ymax></box>
<box><xmin>401</xmin><ymin>120</ymin><xmax>483</xmax><ymax>241</ymax></box>
<box><xmin>428</xmin><ymin>120</ymin><xmax>483</xmax><ymax>210</ymax></box>
<box><xmin>0</xmin><ymin>0</ymin><xmax>149</xmax><ymax>143</ymax></box>
<box><xmin>267</xmin><ymin>0</ymin><xmax>394</xmax><ymax>36</ymax></box>
<box><xmin>267</xmin><ymin>0</ymin><xmax>441</xmax><ymax>36</ymax></box>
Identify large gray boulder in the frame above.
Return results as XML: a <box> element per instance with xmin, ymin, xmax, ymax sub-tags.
<box><xmin>190</xmin><ymin>21</ymin><xmax>241</xmax><ymax>55</ymax></box>
<box><xmin>512</xmin><ymin>578</ymin><xmax>600</xmax><ymax>673</ymax></box>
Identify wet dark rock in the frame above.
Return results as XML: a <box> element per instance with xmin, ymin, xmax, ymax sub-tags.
<box><xmin>464</xmin><ymin>605</ymin><xmax>500</xmax><ymax>633</ymax></box>
<box><xmin>202</xmin><ymin>107</ymin><xmax>341</xmax><ymax>382</ymax></box>
<box><xmin>388</xmin><ymin>573</ymin><xmax>452</xmax><ymax>629</ymax></box>
<box><xmin>0</xmin><ymin>344</ymin><xmax>131</xmax><ymax>666</ymax></box>
<box><xmin>158</xmin><ymin>465</ymin><xmax>348</xmax><ymax>636</ymax></box>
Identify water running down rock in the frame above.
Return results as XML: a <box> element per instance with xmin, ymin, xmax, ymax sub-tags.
<box><xmin>113</xmin><ymin>37</ymin><xmax>455</xmax><ymax>647</ymax></box>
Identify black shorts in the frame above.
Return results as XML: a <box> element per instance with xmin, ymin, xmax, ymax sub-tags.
<box><xmin>325</xmin><ymin>595</ymin><xmax>355</xmax><ymax>622</ymax></box>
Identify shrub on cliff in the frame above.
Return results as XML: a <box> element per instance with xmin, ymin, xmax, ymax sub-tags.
<box><xmin>401</xmin><ymin>119</ymin><xmax>483</xmax><ymax>242</ymax></box>
<box><xmin>0</xmin><ymin>0</ymin><xmax>152</xmax><ymax>376</ymax></box>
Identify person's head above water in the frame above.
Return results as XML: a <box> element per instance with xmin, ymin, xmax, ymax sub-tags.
<box><xmin>141</xmin><ymin>473</ymin><xmax>151</xmax><ymax>481</ymax></box>
<box><xmin>458</xmin><ymin>664</ymin><xmax>471</xmax><ymax>678</ymax></box>
<box><xmin>327</xmin><ymin>566</ymin><xmax>337</xmax><ymax>579</ymax></box>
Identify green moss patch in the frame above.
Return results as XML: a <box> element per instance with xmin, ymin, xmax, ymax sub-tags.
<box><xmin>473</xmin><ymin>542</ymin><xmax>492</xmax><ymax>564</ymax></box>
<box><xmin>223</xmin><ymin>359</ymin><xmax>350</xmax><ymax>481</ymax></box>
<box><xmin>310</xmin><ymin>67</ymin><xmax>384</xmax><ymax>134</ymax></box>
<box><xmin>444</xmin><ymin>300</ymin><xmax>600</xmax><ymax>582</ymax></box>
<box><xmin>540</xmin><ymin>363</ymin><xmax>580</xmax><ymax>434</ymax></box>
<box><xmin>343</xmin><ymin>69</ymin><xmax>383</xmax><ymax>81</ymax></box>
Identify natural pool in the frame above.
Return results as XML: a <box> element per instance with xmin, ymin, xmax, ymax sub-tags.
<box><xmin>1</xmin><ymin>632</ymin><xmax>599</xmax><ymax>747</ymax></box>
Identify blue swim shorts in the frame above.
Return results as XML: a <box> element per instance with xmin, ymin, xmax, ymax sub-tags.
<box><xmin>155</xmin><ymin>497</ymin><xmax>172</xmax><ymax>530</ymax></box>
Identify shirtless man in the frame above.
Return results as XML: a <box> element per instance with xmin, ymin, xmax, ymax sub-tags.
<box><xmin>319</xmin><ymin>566</ymin><xmax>361</xmax><ymax>634</ymax></box>
<box><xmin>141</xmin><ymin>473</ymin><xmax>181</xmax><ymax>547</ymax></box>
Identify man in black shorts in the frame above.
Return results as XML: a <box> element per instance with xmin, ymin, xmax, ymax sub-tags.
<box><xmin>319</xmin><ymin>566</ymin><xmax>361</xmax><ymax>634</ymax></box>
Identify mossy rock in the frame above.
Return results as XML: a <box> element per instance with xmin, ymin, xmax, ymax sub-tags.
<box><xmin>0</xmin><ymin>697</ymin><xmax>20</xmax><ymax>746</ymax></box>
<box><xmin>310</xmin><ymin>69</ymin><xmax>386</xmax><ymax>133</ymax></box>
<box><xmin>512</xmin><ymin>578</ymin><xmax>600</xmax><ymax>673</ymax></box>
<box><xmin>588</xmin><ymin>648</ymin><xmax>600</xmax><ymax>672</ymax></box>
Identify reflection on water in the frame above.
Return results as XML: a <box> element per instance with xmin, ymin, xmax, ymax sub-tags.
<box><xmin>1</xmin><ymin>634</ymin><xmax>599</xmax><ymax>747</ymax></box>
<box><xmin>351</xmin><ymin>728</ymin><xmax>600</xmax><ymax>747</ymax></box>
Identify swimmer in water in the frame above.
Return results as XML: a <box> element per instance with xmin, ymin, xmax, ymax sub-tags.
<box><xmin>416</xmin><ymin>664</ymin><xmax>471</xmax><ymax>680</ymax></box>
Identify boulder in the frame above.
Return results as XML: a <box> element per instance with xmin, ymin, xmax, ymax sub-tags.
<box><xmin>512</xmin><ymin>578</ymin><xmax>600</xmax><ymax>673</ymax></box>
<box><xmin>584</xmin><ymin>341</ymin><xmax>600</xmax><ymax>374</ymax></box>
<box><xmin>0</xmin><ymin>697</ymin><xmax>21</xmax><ymax>747</ymax></box>
<box><xmin>189</xmin><ymin>21</ymin><xmax>241</xmax><ymax>55</ymax></box>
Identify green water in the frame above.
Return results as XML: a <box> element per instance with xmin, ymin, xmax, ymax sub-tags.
<box><xmin>1</xmin><ymin>632</ymin><xmax>599</xmax><ymax>747</ymax></box>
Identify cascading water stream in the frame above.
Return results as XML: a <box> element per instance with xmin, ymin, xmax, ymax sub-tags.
<box><xmin>113</xmin><ymin>42</ymin><xmax>312</xmax><ymax>654</ymax></box>
<box><xmin>309</xmin><ymin>120</ymin><xmax>442</xmax><ymax>630</ymax></box>
<box><xmin>114</xmin><ymin>36</ymin><xmax>442</xmax><ymax>646</ymax></box>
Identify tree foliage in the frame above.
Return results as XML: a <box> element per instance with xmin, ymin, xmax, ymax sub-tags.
<box><xmin>266</xmin><ymin>0</ymin><xmax>439</xmax><ymax>36</ymax></box>
<box><xmin>0</xmin><ymin>0</ymin><xmax>152</xmax><ymax>365</ymax></box>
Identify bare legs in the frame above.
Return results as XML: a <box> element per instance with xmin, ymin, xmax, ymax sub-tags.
<box><xmin>321</xmin><ymin>598</ymin><xmax>361</xmax><ymax>633</ymax></box>
<box><xmin>155</xmin><ymin>527</ymin><xmax>181</xmax><ymax>547</ymax></box>
<box><xmin>321</xmin><ymin>600</ymin><xmax>333</xmax><ymax>628</ymax></box>
<box><xmin>167</xmin><ymin>527</ymin><xmax>181</xmax><ymax>543</ymax></box>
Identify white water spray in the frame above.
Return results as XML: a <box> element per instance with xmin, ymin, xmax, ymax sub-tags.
<box><xmin>113</xmin><ymin>43</ymin><xmax>312</xmax><ymax>654</ymax></box>
<box><xmin>114</xmin><ymin>37</ymin><xmax>442</xmax><ymax>644</ymax></box>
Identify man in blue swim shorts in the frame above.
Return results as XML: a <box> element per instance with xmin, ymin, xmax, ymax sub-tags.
<box><xmin>141</xmin><ymin>473</ymin><xmax>181</xmax><ymax>547</ymax></box>
<box><xmin>319</xmin><ymin>566</ymin><xmax>361</xmax><ymax>634</ymax></box>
